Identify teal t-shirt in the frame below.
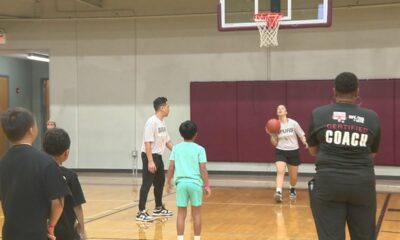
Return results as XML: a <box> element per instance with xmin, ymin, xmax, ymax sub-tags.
<box><xmin>170</xmin><ymin>141</ymin><xmax>207</xmax><ymax>186</ymax></box>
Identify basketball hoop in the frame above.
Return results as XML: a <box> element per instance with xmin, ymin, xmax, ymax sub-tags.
<box><xmin>254</xmin><ymin>12</ymin><xmax>282</xmax><ymax>47</ymax></box>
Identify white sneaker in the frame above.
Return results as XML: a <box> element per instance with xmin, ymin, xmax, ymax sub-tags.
<box><xmin>274</xmin><ymin>191</ymin><xmax>282</xmax><ymax>203</ymax></box>
<box><xmin>289</xmin><ymin>187</ymin><xmax>297</xmax><ymax>200</ymax></box>
<box><xmin>136</xmin><ymin>210</ymin><xmax>154</xmax><ymax>222</ymax></box>
<box><xmin>153</xmin><ymin>205</ymin><xmax>173</xmax><ymax>216</ymax></box>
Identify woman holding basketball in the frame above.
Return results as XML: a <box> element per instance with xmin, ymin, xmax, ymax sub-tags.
<box><xmin>266</xmin><ymin>104</ymin><xmax>308</xmax><ymax>203</ymax></box>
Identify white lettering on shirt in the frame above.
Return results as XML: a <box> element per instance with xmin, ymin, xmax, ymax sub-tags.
<box><xmin>325</xmin><ymin>130</ymin><xmax>368</xmax><ymax>147</ymax></box>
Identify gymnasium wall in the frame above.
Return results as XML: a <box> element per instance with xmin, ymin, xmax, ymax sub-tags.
<box><xmin>0</xmin><ymin>57</ymin><xmax>51</xmax><ymax>150</ymax></box>
<box><xmin>0</xmin><ymin>21</ymin><xmax>137</xmax><ymax>169</ymax></box>
<box><xmin>191</xmin><ymin>79</ymin><xmax>397</xmax><ymax>166</ymax></box>
<box><xmin>0</xmin><ymin>56</ymin><xmax>32</xmax><ymax>110</ymax></box>
<box><xmin>0</xmin><ymin>57</ymin><xmax>48</xmax><ymax>149</ymax></box>
<box><xmin>31</xmin><ymin>61</ymin><xmax>49</xmax><ymax>149</ymax></box>
<box><xmin>0</xmin><ymin>5</ymin><xmax>399</xmax><ymax>174</ymax></box>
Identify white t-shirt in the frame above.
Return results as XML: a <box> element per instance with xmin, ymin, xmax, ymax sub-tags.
<box><xmin>141</xmin><ymin>115</ymin><xmax>171</xmax><ymax>155</ymax></box>
<box><xmin>276</xmin><ymin>118</ymin><xmax>305</xmax><ymax>151</ymax></box>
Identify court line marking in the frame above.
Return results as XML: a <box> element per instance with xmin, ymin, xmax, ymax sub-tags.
<box><xmin>376</xmin><ymin>193</ymin><xmax>391</xmax><ymax>239</ymax></box>
<box><xmin>380</xmin><ymin>230</ymin><xmax>400</xmax><ymax>234</ymax></box>
<box><xmin>85</xmin><ymin>199</ymin><xmax>137</xmax><ymax>202</ymax></box>
<box><xmin>85</xmin><ymin>192</ymin><xmax>176</xmax><ymax>224</ymax></box>
<box><xmin>88</xmin><ymin>238</ymin><xmax>143</xmax><ymax>240</ymax></box>
<box><xmin>85</xmin><ymin>202</ymin><xmax>137</xmax><ymax>221</ymax></box>
<box><xmin>85</xmin><ymin>195</ymin><xmax>309</xmax><ymax>224</ymax></box>
<box><xmin>203</xmin><ymin>201</ymin><xmax>310</xmax><ymax>208</ymax></box>
<box><xmin>82</xmin><ymin>183</ymin><xmax>141</xmax><ymax>186</ymax></box>
<box><xmin>202</xmin><ymin>231</ymin><xmax>316</xmax><ymax>240</ymax></box>
<box><xmin>84</xmin><ymin>187</ymin><xmax>314</xmax><ymax>223</ymax></box>
<box><xmin>387</xmin><ymin>208</ymin><xmax>400</xmax><ymax>212</ymax></box>
<box><xmin>83</xmin><ymin>188</ymin><xmax>392</xmax><ymax>235</ymax></box>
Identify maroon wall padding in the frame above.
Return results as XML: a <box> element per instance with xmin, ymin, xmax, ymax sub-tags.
<box><xmin>190</xmin><ymin>82</ymin><xmax>237</xmax><ymax>162</ymax></box>
<box><xmin>359</xmin><ymin>79</ymin><xmax>395</xmax><ymax>165</ymax></box>
<box><xmin>237</xmin><ymin>81</ymin><xmax>286</xmax><ymax>162</ymax></box>
<box><xmin>190</xmin><ymin>79</ymin><xmax>399</xmax><ymax>165</ymax></box>
<box><xmin>286</xmin><ymin>80</ymin><xmax>334</xmax><ymax>163</ymax></box>
<box><xmin>395</xmin><ymin>80</ymin><xmax>400</xmax><ymax>165</ymax></box>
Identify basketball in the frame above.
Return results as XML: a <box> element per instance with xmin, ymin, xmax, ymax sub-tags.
<box><xmin>265</xmin><ymin>118</ymin><xmax>281</xmax><ymax>134</ymax></box>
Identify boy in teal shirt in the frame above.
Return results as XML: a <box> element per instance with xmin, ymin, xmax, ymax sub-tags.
<box><xmin>167</xmin><ymin>120</ymin><xmax>211</xmax><ymax>240</ymax></box>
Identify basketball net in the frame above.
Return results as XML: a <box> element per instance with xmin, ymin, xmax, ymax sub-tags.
<box><xmin>254</xmin><ymin>12</ymin><xmax>282</xmax><ymax>47</ymax></box>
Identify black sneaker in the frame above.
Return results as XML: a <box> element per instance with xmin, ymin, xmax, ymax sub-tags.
<box><xmin>136</xmin><ymin>210</ymin><xmax>154</xmax><ymax>222</ymax></box>
<box><xmin>153</xmin><ymin>205</ymin><xmax>173</xmax><ymax>216</ymax></box>
<box><xmin>274</xmin><ymin>191</ymin><xmax>282</xmax><ymax>203</ymax></box>
<box><xmin>289</xmin><ymin>187</ymin><xmax>297</xmax><ymax>200</ymax></box>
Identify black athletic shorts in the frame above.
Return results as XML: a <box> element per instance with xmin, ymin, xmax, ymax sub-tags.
<box><xmin>275</xmin><ymin>149</ymin><xmax>301</xmax><ymax>166</ymax></box>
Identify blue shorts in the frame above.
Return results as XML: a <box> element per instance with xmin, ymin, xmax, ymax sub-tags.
<box><xmin>176</xmin><ymin>181</ymin><xmax>203</xmax><ymax>207</ymax></box>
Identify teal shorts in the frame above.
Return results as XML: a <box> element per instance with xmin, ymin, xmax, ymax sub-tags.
<box><xmin>176</xmin><ymin>181</ymin><xmax>203</xmax><ymax>207</ymax></box>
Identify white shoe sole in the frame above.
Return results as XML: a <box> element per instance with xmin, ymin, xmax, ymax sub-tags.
<box><xmin>136</xmin><ymin>217</ymin><xmax>154</xmax><ymax>222</ymax></box>
<box><xmin>274</xmin><ymin>195</ymin><xmax>282</xmax><ymax>203</ymax></box>
<box><xmin>153</xmin><ymin>212</ymin><xmax>173</xmax><ymax>216</ymax></box>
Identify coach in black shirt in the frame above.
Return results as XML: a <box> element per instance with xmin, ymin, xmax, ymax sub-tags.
<box><xmin>307</xmin><ymin>72</ymin><xmax>381</xmax><ymax>240</ymax></box>
<box><xmin>0</xmin><ymin>107</ymin><xmax>70</xmax><ymax>240</ymax></box>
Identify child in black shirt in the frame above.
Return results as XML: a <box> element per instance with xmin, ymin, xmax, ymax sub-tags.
<box><xmin>43</xmin><ymin>128</ymin><xmax>87</xmax><ymax>240</ymax></box>
<box><xmin>0</xmin><ymin>107</ymin><xmax>69</xmax><ymax>240</ymax></box>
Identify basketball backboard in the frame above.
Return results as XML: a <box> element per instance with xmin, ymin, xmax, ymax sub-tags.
<box><xmin>218</xmin><ymin>0</ymin><xmax>332</xmax><ymax>31</ymax></box>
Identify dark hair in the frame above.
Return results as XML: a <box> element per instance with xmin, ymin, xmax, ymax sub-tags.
<box><xmin>1</xmin><ymin>107</ymin><xmax>35</xmax><ymax>142</ymax></box>
<box><xmin>153</xmin><ymin>97</ymin><xmax>168</xmax><ymax>111</ymax></box>
<box><xmin>43</xmin><ymin>128</ymin><xmax>71</xmax><ymax>156</ymax></box>
<box><xmin>334</xmin><ymin>72</ymin><xmax>359</xmax><ymax>94</ymax></box>
<box><xmin>179</xmin><ymin>120</ymin><xmax>197</xmax><ymax>140</ymax></box>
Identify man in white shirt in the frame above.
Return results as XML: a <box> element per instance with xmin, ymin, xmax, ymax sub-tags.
<box><xmin>136</xmin><ymin>97</ymin><xmax>174</xmax><ymax>222</ymax></box>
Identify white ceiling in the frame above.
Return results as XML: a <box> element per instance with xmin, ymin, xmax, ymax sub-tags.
<box><xmin>0</xmin><ymin>0</ymin><xmax>399</xmax><ymax>19</ymax></box>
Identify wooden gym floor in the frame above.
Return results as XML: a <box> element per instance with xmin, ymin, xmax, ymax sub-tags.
<box><xmin>1</xmin><ymin>172</ymin><xmax>400</xmax><ymax>240</ymax></box>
